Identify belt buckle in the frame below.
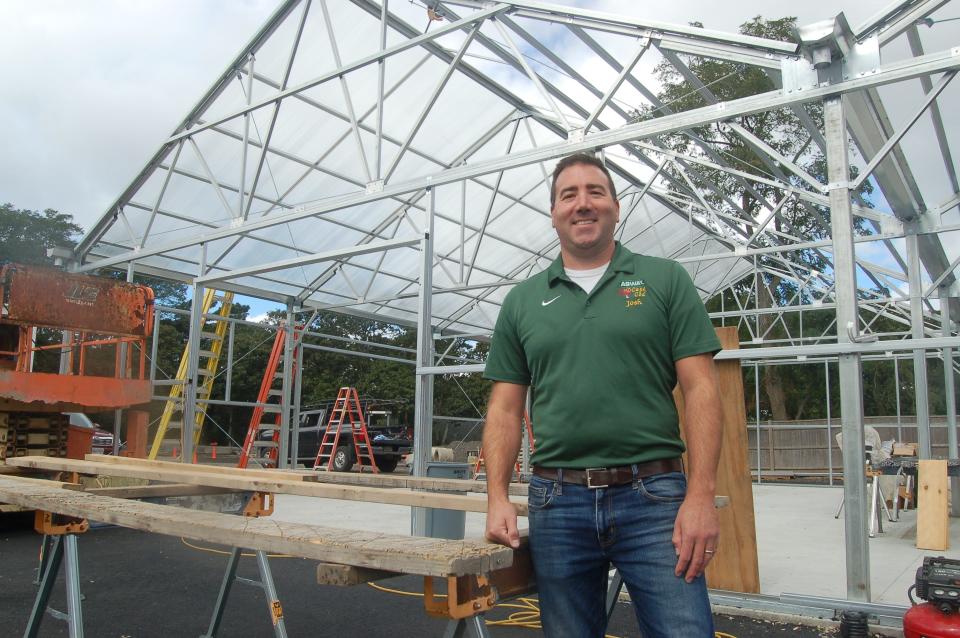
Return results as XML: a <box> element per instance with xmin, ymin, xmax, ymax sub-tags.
<box><xmin>585</xmin><ymin>468</ymin><xmax>609</xmax><ymax>489</ymax></box>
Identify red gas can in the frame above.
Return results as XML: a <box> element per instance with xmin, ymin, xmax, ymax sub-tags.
<box><xmin>904</xmin><ymin>603</ymin><xmax>960</xmax><ymax>638</ymax></box>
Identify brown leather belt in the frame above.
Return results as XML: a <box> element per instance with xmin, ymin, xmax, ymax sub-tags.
<box><xmin>532</xmin><ymin>457</ymin><xmax>683</xmax><ymax>489</ymax></box>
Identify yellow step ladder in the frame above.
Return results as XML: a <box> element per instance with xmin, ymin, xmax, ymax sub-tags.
<box><xmin>148</xmin><ymin>289</ymin><xmax>234</xmax><ymax>460</ymax></box>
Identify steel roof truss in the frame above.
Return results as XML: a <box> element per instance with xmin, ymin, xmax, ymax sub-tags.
<box><xmin>383</xmin><ymin>22</ymin><xmax>482</xmax><ymax>183</ymax></box>
<box><xmin>851</xmin><ymin>70</ymin><xmax>957</xmax><ymax>191</ymax></box>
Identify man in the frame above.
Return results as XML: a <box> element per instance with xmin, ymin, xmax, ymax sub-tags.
<box><xmin>483</xmin><ymin>153</ymin><xmax>722</xmax><ymax>637</ymax></box>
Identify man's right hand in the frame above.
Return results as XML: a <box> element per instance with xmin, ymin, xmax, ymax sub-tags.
<box><xmin>485</xmin><ymin>499</ymin><xmax>520</xmax><ymax>548</ymax></box>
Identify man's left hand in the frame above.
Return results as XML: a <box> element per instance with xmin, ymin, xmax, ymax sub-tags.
<box><xmin>672</xmin><ymin>493</ymin><xmax>719</xmax><ymax>583</ymax></box>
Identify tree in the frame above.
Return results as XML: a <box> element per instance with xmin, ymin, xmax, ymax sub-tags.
<box><xmin>642</xmin><ymin>17</ymin><xmax>874</xmax><ymax>421</ymax></box>
<box><xmin>0</xmin><ymin>203</ymin><xmax>83</xmax><ymax>266</ymax></box>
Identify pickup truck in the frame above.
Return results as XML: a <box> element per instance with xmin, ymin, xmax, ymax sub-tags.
<box><xmin>293</xmin><ymin>409</ymin><xmax>412</xmax><ymax>473</ymax></box>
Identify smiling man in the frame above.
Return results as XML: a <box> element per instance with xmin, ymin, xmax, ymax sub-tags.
<box><xmin>482</xmin><ymin>153</ymin><xmax>723</xmax><ymax>637</ymax></box>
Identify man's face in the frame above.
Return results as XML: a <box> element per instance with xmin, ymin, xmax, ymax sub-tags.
<box><xmin>550</xmin><ymin>163</ymin><xmax>620</xmax><ymax>259</ymax></box>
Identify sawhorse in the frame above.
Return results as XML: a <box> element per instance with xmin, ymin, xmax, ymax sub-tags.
<box><xmin>202</xmin><ymin>492</ymin><xmax>288</xmax><ymax>638</ymax></box>
<box><xmin>438</xmin><ymin>567</ymin><xmax>625</xmax><ymax>637</ymax></box>
<box><xmin>24</xmin><ymin>510</ymin><xmax>90</xmax><ymax>638</ymax></box>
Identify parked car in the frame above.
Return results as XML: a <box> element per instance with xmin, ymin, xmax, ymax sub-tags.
<box><xmin>293</xmin><ymin>408</ymin><xmax>412</xmax><ymax>472</ymax></box>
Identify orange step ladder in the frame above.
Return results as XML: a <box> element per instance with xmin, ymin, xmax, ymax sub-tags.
<box><xmin>474</xmin><ymin>411</ymin><xmax>535</xmax><ymax>478</ymax></box>
<box><xmin>313</xmin><ymin>387</ymin><xmax>378</xmax><ymax>473</ymax></box>
<box><xmin>238</xmin><ymin>323</ymin><xmax>301</xmax><ymax>469</ymax></box>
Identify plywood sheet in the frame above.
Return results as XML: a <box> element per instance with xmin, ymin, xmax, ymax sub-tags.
<box><xmin>676</xmin><ymin>326</ymin><xmax>760</xmax><ymax>593</ymax></box>
<box><xmin>917</xmin><ymin>459</ymin><xmax>949</xmax><ymax>551</ymax></box>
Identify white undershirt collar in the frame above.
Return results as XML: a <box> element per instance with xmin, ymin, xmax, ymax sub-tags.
<box><xmin>564</xmin><ymin>261</ymin><xmax>610</xmax><ymax>295</ymax></box>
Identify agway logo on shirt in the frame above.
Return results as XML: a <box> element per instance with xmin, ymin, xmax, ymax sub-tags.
<box><xmin>618</xmin><ymin>279</ymin><xmax>646</xmax><ymax>308</ymax></box>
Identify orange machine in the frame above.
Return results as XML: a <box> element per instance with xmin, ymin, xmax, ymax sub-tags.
<box><xmin>0</xmin><ymin>263</ymin><xmax>155</xmax><ymax>460</ymax></box>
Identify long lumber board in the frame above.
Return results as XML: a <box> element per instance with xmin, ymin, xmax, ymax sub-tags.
<box><xmin>7</xmin><ymin>457</ymin><xmax>529</xmax><ymax>516</ymax></box>
<box><xmin>0</xmin><ymin>475</ymin><xmax>511</xmax><ymax>577</ymax></box>
<box><xmin>86</xmin><ymin>455</ymin><xmax>313</xmax><ymax>482</ymax></box>
<box><xmin>87</xmin><ymin>454</ymin><xmax>530</xmax><ymax>496</ymax></box>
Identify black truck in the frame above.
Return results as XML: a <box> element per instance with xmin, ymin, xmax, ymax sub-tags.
<box><xmin>293</xmin><ymin>408</ymin><xmax>412</xmax><ymax>473</ymax></box>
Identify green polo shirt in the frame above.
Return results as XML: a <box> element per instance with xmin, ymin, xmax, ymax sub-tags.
<box><xmin>484</xmin><ymin>243</ymin><xmax>721</xmax><ymax>468</ymax></box>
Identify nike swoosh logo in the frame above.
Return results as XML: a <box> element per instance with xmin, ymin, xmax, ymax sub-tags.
<box><xmin>541</xmin><ymin>296</ymin><xmax>561</xmax><ymax>306</ymax></box>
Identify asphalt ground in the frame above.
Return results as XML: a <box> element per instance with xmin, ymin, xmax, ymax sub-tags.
<box><xmin>0</xmin><ymin>514</ymin><xmax>884</xmax><ymax>638</ymax></box>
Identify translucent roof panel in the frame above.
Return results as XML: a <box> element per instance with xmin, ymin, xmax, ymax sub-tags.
<box><xmin>77</xmin><ymin>0</ymin><xmax>960</xmax><ymax>337</ymax></box>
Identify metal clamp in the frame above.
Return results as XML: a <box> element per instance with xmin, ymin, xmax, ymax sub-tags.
<box><xmin>423</xmin><ymin>575</ymin><xmax>496</xmax><ymax>619</ymax></box>
<box><xmin>846</xmin><ymin>321</ymin><xmax>878</xmax><ymax>344</ymax></box>
<box><xmin>242</xmin><ymin>492</ymin><xmax>275</xmax><ymax>518</ymax></box>
<box><xmin>34</xmin><ymin>510</ymin><xmax>89</xmax><ymax>536</ymax></box>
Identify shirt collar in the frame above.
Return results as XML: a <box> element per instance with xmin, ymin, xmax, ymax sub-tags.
<box><xmin>547</xmin><ymin>242</ymin><xmax>635</xmax><ymax>286</ymax></box>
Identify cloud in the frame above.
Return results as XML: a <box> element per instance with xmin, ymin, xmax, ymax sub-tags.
<box><xmin>0</xmin><ymin>0</ymin><xmax>277</xmax><ymax>231</ymax></box>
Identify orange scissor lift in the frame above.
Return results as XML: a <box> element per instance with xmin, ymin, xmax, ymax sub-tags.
<box><xmin>0</xmin><ymin>263</ymin><xmax>154</xmax><ymax>446</ymax></box>
<box><xmin>0</xmin><ymin>263</ymin><xmax>155</xmax><ymax>637</ymax></box>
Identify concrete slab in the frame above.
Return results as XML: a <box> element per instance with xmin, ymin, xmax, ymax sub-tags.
<box><xmin>270</xmin><ymin>482</ymin><xmax>957</xmax><ymax>607</ymax></box>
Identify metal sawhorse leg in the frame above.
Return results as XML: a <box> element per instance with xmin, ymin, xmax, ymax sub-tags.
<box><xmin>442</xmin><ymin>615</ymin><xmax>492</xmax><ymax>638</ymax></box>
<box><xmin>834</xmin><ymin>474</ymin><xmax>894</xmax><ymax>537</ymax></box>
<box><xmin>202</xmin><ymin>547</ymin><xmax>288</xmax><ymax>638</ymax></box>
<box><xmin>606</xmin><ymin>569</ymin><xmax>625</xmax><ymax>626</ymax></box>
<box><xmin>24</xmin><ymin>512</ymin><xmax>90</xmax><ymax>638</ymax></box>
<box><xmin>868</xmin><ymin>472</ymin><xmax>894</xmax><ymax>538</ymax></box>
<box><xmin>202</xmin><ymin>492</ymin><xmax>286</xmax><ymax>638</ymax></box>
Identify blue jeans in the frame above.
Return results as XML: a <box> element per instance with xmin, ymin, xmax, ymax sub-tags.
<box><xmin>527</xmin><ymin>469</ymin><xmax>714</xmax><ymax>638</ymax></box>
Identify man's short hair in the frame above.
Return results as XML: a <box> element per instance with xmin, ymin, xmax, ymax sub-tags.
<box><xmin>549</xmin><ymin>153</ymin><xmax>618</xmax><ymax>208</ymax></box>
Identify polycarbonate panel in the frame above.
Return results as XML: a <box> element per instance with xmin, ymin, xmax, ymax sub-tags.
<box><xmin>75</xmin><ymin>0</ymin><xmax>958</xmax><ymax>337</ymax></box>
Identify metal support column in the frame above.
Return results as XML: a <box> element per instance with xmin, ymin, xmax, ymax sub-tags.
<box><xmin>907</xmin><ymin>231</ymin><xmax>932</xmax><ymax>458</ymax></box>
<box><xmin>113</xmin><ymin>262</ymin><xmax>135</xmax><ymax>455</ymax></box>
<box><xmin>411</xmin><ymin>188</ymin><xmax>435</xmax><ymax>537</ymax></box>
<box><xmin>826</xmin><ymin>360</ymin><xmax>834</xmax><ymax>486</ymax></box>
<box><xmin>754</xmin><ymin>363</ymin><xmax>761</xmax><ymax>484</ymax></box>
<box><xmin>279</xmin><ymin>302</ymin><xmax>294</xmax><ymax>469</ymax></box>
<box><xmin>183</xmin><ymin>244</ymin><xmax>207</xmax><ymax>464</ymax></box>
<box><xmin>520</xmin><ymin>391</ymin><xmax>531</xmax><ymax>477</ymax></box>
<box><xmin>941</xmin><ymin>287</ymin><xmax>959</xmax><ymax>515</ymax></box>
<box><xmin>291</xmin><ymin>319</ymin><xmax>305</xmax><ymax>468</ymax></box>
<box><xmin>824</xmin><ymin>95</ymin><xmax>870</xmax><ymax>601</ymax></box>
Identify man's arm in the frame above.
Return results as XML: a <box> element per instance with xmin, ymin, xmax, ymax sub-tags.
<box><xmin>483</xmin><ymin>381</ymin><xmax>527</xmax><ymax>549</ymax></box>
<box><xmin>673</xmin><ymin>353</ymin><xmax>722</xmax><ymax>582</ymax></box>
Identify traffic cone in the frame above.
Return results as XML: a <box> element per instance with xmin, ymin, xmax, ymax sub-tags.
<box><xmin>172</xmin><ymin>445</ymin><xmax>179</xmax><ymax>458</ymax></box>
<box><xmin>211</xmin><ymin>441</ymin><xmax>217</xmax><ymax>460</ymax></box>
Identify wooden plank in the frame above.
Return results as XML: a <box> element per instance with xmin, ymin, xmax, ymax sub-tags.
<box><xmin>91</xmin><ymin>454</ymin><xmax>530</xmax><ymax>496</ymax></box>
<box><xmin>676</xmin><ymin>327</ymin><xmax>760</xmax><ymax>593</ymax></box>
<box><xmin>6</xmin><ymin>457</ymin><xmax>529</xmax><ymax>516</ymax></box>
<box><xmin>86</xmin><ymin>454</ymin><xmax>312</xmax><ymax>481</ymax></box>
<box><xmin>0</xmin><ymin>475</ymin><xmax>513</xmax><ymax>577</ymax></box>
<box><xmin>917</xmin><ymin>459</ymin><xmax>949</xmax><ymax>551</ymax></box>
<box><xmin>316</xmin><ymin>563</ymin><xmax>399</xmax><ymax>586</ymax></box>
<box><xmin>86</xmin><ymin>484</ymin><xmax>238</xmax><ymax>499</ymax></box>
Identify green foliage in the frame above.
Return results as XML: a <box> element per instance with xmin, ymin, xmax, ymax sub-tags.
<box><xmin>643</xmin><ymin>17</ymin><xmax>887</xmax><ymax>421</ymax></box>
<box><xmin>147</xmin><ymin>306</ymin><xmax>491</xmax><ymax>446</ymax></box>
<box><xmin>0</xmin><ymin>203</ymin><xmax>83</xmax><ymax>266</ymax></box>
